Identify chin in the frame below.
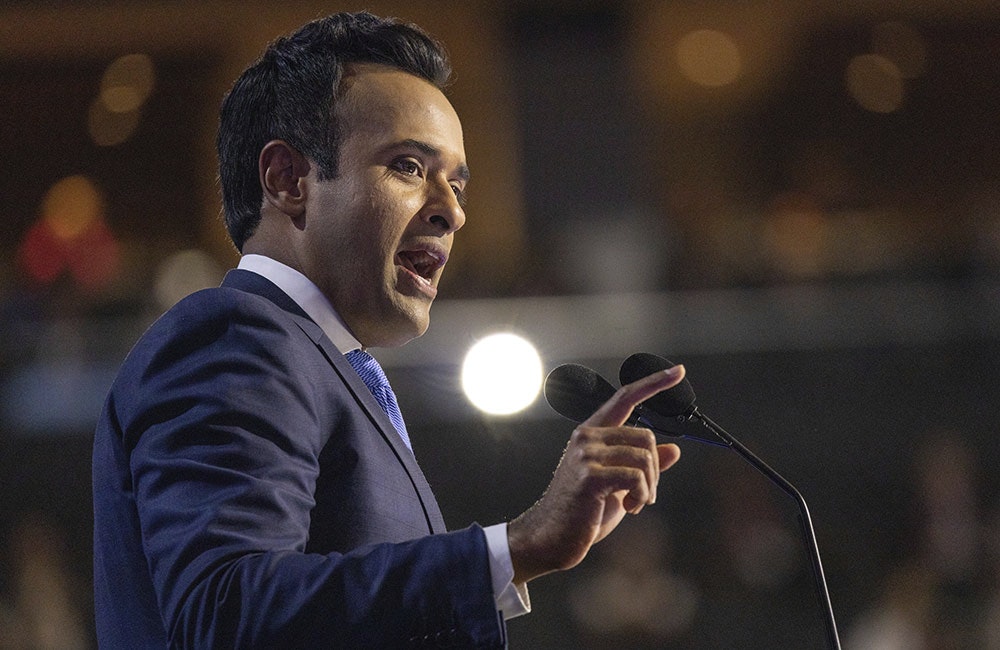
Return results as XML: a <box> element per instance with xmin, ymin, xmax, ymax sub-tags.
<box><xmin>368</xmin><ymin>312</ymin><xmax>430</xmax><ymax>349</ymax></box>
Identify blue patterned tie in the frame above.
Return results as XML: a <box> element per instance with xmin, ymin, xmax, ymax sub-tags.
<box><xmin>345</xmin><ymin>349</ymin><xmax>413</xmax><ymax>453</ymax></box>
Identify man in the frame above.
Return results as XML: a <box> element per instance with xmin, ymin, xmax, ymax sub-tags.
<box><xmin>93</xmin><ymin>12</ymin><xmax>684</xmax><ymax>648</ymax></box>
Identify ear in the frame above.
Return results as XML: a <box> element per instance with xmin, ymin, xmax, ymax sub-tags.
<box><xmin>259</xmin><ymin>140</ymin><xmax>310</xmax><ymax>219</ymax></box>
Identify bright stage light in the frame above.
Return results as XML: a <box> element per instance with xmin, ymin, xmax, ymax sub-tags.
<box><xmin>461</xmin><ymin>333</ymin><xmax>543</xmax><ymax>416</ymax></box>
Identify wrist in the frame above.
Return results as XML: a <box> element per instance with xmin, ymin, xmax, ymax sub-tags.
<box><xmin>507</xmin><ymin>514</ymin><xmax>544</xmax><ymax>585</ymax></box>
<box><xmin>508</xmin><ymin>508</ymin><xmax>580</xmax><ymax>584</ymax></box>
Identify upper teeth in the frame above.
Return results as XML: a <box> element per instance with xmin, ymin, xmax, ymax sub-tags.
<box><xmin>400</xmin><ymin>250</ymin><xmax>442</xmax><ymax>281</ymax></box>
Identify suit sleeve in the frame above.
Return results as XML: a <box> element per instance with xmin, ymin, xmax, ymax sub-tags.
<box><xmin>116</xmin><ymin>295</ymin><xmax>504</xmax><ymax>648</ymax></box>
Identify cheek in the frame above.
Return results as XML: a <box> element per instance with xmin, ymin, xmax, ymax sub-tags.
<box><xmin>368</xmin><ymin>195</ymin><xmax>416</xmax><ymax>250</ymax></box>
<box><xmin>352</xmin><ymin>220</ymin><xmax>399</xmax><ymax>280</ymax></box>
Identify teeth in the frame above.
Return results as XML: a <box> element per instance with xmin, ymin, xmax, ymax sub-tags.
<box><xmin>399</xmin><ymin>250</ymin><xmax>441</xmax><ymax>280</ymax></box>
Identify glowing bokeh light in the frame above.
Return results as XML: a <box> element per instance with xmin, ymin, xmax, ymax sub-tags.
<box><xmin>18</xmin><ymin>175</ymin><xmax>120</xmax><ymax>290</ymax></box>
<box><xmin>154</xmin><ymin>249</ymin><xmax>224</xmax><ymax>310</ymax></box>
<box><xmin>42</xmin><ymin>175</ymin><xmax>104</xmax><ymax>240</ymax></box>
<box><xmin>100</xmin><ymin>53</ymin><xmax>156</xmax><ymax>113</ymax></box>
<box><xmin>845</xmin><ymin>54</ymin><xmax>904</xmax><ymax>114</ymax></box>
<box><xmin>676</xmin><ymin>29</ymin><xmax>742</xmax><ymax>88</ymax></box>
<box><xmin>89</xmin><ymin>53</ymin><xmax>155</xmax><ymax>146</ymax></box>
<box><xmin>461</xmin><ymin>333</ymin><xmax>543</xmax><ymax>416</ymax></box>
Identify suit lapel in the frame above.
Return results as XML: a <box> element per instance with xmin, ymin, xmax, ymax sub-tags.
<box><xmin>220</xmin><ymin>269</ymin><xmax>446</xmax><ymax>534</ymax></box>
<box><xmin>299</xmin><ymin>326</ymin><xmax>447</xmax><ymax>534</ymax></box>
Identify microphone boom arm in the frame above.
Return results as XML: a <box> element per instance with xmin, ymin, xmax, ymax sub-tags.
<box><xmin>647</xmin><ymin>406</ymin><xmax>842</xmax><ymax>650</ymax></box>
<box><xmin>543</xmin><ymin>358</ymin><xmax>841</xmax><ymax>648</ymax></box>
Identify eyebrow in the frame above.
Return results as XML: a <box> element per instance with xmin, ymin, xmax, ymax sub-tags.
<box><xmin>400</xmin><ymin>138</ymin><xmax>470</xmax><ymax>182</ymax></box>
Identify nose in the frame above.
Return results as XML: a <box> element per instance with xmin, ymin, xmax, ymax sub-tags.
<box><xmin>422</xmin><ymin>179</ymin><xmax>466</xmax><ymax>234</ymax></box>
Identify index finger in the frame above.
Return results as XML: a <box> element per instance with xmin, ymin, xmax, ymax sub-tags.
<box><xmin>583</xmin><ymin>364</ymin><xmax>686</xmax><ymax>427</ymax></box>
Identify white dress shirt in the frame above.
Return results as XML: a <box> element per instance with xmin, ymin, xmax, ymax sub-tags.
<box><xmin>237</xmin><ymin>254</ymin><xmax>530</xmax><ymax>619</ymax></box>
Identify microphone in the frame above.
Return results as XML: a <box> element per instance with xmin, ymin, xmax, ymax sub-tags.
<box><xmin>620</xmin><ymin>352</ymin><xmax>697</xmax><ymax>417</ymax></box>
<box><xmin>543</xmin><ymin>363</ymin><xmax>617</xmax><ymax>423</ymax></box>
<box><xmin>619</xmin><ymin>353</ymin><xmax>842</xmax><ymax>650</ymax></box>
<box><xmin>543</xmin><ymin>363</ymin><xmax>727</xmax><ymax>445</ymax></box>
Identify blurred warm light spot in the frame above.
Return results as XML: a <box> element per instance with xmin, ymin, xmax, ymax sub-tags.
<box><xmin>154</xmin><ymin>249</ymin><xmax>224</xmax><ymax>310</ymax></box>
<box><xmin>845</xmin><ymin>54</ymin><xmax>904</xmax><ymax>114</ymax></box>
<box><xmin>762</xmin><ymin>193</ymin><xmax>828</xmax><ymax>278</ymax></box>
<box><xmin>88</xmin><ymin>98</ymin><xmax>141</xmax><ymax>147</ymax></box>
<box><xmin>41</xmin><ymin>175</ymin><xmax>103</xmax><ymax>240</ymax></box>
<box><xmin>89</xmin><ymin>53</ymin><xmax>155</xmax><ymax>146</ymax></box>
<box><xmin>100</xmin><ymin>53</ymin><xmax>156</xmax><ymax>113</ymax></box>
<box><xmin>461</xmin><ymin>332</ymin><xmax>542</xmax><ymax>416</ymax></box>
<box><xmin>872</xmin><ymin>21</ymin><xmax>926</xmax><ymax>79</ymax></box>
<box><xmin>18</xmin><ymin>175</ymin><xmax>120</xmax><ymax>290</ymax></box>
<box><xmin>676</xmin><ymin>29</ymin><xmax>742</xmax><ymax>88</ymax></box>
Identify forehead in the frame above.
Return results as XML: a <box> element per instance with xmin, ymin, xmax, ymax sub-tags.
<box><xmin>336</xmin><ymin>63</ymin><xmax>465</xmax><ymax>157</ymax></box>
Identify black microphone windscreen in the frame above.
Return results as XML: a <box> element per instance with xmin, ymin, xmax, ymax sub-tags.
<box><xmin>544</xmin><ymin>364</ymin><xmax>617</xmax><ymax>423</ymax></box>
<box><xmin>620</xmin><ymin>353</ymin><xmax>697</xmax><ymax>416</ymax></box>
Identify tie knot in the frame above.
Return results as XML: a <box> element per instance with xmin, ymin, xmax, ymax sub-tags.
<box><xmin>345</xmin><ymin>349</ymin><xmax>413</xmax><ymax>453</ymax></box>
<box><xmin>345</xmin><ymin>349</ymin><xmax>390</xmax><ymax>391</ymax></box>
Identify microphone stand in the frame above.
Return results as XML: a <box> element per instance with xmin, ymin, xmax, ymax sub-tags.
<box><xmin>637</xmin><ymin>406</ymin><xmax>842</xmax><ymax>650</ymax></box>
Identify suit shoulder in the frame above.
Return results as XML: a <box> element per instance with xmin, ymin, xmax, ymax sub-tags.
<box><xmin>147</xmin><ymin>285</ymin><xmax>299</xmax><ymax>342</ymax></box>
<box><xmin>104</xmin><ymin>285</ymin><xmax>332</xmax><ymax>447</ymax></box>
<box><xmin>114</xmin><ymin>286</ymin><xmax>311</xmax><ymax>388</ymax></box>
<box><xmin>163</xmin><ymin>285</ymin><xmax>286</xmax><ymax>323</ymax></box>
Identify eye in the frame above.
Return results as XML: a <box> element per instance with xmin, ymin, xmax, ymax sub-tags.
<box><xmin>391</xmin><ymin>158</ymin><xmax>422</xmax><ymax>177</ymax></box>
<box><xmin>450</xmin><ymin>184</ymin><xmax>467</xmax><ymax>206</ymax></box>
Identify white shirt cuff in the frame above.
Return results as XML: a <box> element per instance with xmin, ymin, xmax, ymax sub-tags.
<box><xmin>483</xmin><ymin>523</ymin><xmax>530</xmax><ymax>620</ymax></box>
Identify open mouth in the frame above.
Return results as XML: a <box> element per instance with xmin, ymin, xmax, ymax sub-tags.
<box><xmin>396</xmin><ymin>249</ymin><xmax>445</xmax><ymax>285</ymax></box>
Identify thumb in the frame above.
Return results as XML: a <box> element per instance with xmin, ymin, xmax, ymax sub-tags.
<box><xmin>657</xmin><ymin>443</ymin><xmax>681</xmax><ymax>472</ymax></box>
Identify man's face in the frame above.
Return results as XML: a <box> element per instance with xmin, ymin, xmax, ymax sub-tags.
<box><xmin>301</xmin><ymin>64</ymin><xmax>468</xmax><ymax>348</ymax></box>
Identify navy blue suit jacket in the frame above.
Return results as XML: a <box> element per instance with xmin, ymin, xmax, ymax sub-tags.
<box><xmin>93</xmin><ymin>270</ymin><xmax>505</xmax><ymax>648</ymax></box>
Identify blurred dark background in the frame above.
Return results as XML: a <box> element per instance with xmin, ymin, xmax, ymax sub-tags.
<box><xmin>3</xmin><ymin>1</ymin><xmax>1000</xmax><ymax>647</ymax></box>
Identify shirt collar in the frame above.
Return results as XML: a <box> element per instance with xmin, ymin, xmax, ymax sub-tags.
<box><xmin>237</xmin><ymin>254</ymin><xmax>361</xmax><ymax>353</ymax></box>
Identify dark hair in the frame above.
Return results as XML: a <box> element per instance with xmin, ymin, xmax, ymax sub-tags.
<box><xmin>217</xmin><ymin>12</ymin><xmax>452</xmax><ymax>251</ymax></box>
